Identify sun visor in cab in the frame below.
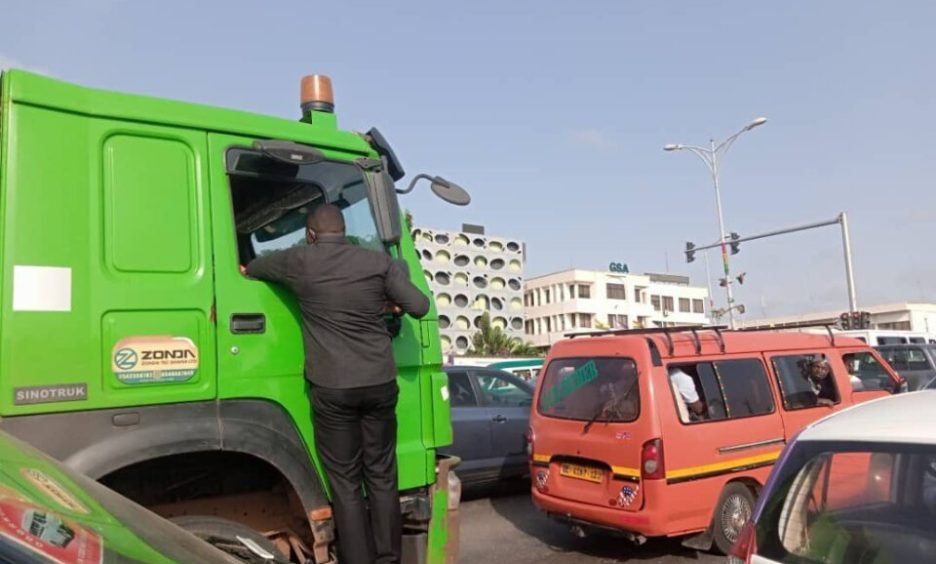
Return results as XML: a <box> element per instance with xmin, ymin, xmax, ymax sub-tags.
<box><xmin>235</xmin><ymin>184</ymin><xmax>323</xmax><ymax>236</ymax></box>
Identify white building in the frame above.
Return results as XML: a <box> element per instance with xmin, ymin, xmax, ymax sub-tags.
<box><xmin>413</xmin><ymin>224</ymin><xmax>526</xmax><ymax>355</ymax></box>
<box><xmin>745</xmin><ymin>302</ymin><xmax>936</xmax><ymax>333</ymax></box>
<box><xmin>523</xmin><ymin>269</ymin><xmax>710</xmax><ymax>348</ymax></box>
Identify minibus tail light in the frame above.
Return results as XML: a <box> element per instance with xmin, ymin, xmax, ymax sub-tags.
<box><xmin>728</xmin><ymin>520</ymin><xmax>756</xmax><ymax>563</ymax></box>
<box><xmin>641</xmin><ymin>439</ymin><xmax>665</xmax><ymax>480</ymax></box>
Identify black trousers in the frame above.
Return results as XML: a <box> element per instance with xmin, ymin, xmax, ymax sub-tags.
<box><xmin>311</xmin><ymin>380</ymin><xmax>401</xmax><ymax>564</ymax></box>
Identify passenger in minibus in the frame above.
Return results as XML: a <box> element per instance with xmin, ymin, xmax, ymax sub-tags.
<box><xmin>668</xmin><ymin>367</ymin><xmax>706</xmax><ymax>420</ymax></box>
<box><xmin>806</xmin><ymin>358</ymin><xmax>837</xmax><ymax>406</ymax></box>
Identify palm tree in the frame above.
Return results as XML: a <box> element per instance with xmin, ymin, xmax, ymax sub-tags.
<box><xmin>509</xmin><ymin>339</ymin><xmax>542</xmax><ymax>357</ymax></box>
<box><xmin>470</xmin><ymin>313</ymin><xmax>542</xmax><ymax>357</ymax></box>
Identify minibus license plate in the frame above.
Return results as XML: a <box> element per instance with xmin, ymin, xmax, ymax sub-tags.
<box><xmin>560</xmin><ymin>463</ymin><xmax>603</xmax><ymax>483</ymax></box>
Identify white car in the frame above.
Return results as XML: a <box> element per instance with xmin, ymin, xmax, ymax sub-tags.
<box><xmin>729</xmin><ymin>391</ymin><xmax>936</xmax><ymax>563</ymax></box>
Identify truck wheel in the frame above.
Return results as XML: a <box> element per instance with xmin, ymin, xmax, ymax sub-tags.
<box><xmin>171</xmin><ymin>515</ymin><xmax>285</xmax><ymax>563</ymax></box>
<box><xmin>712</xmin><ymin>483</ymin><xmax>755</xmax><ymax>555</ymax></box>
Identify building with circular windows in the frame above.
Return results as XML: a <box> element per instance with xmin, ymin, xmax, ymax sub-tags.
<box><xmin>414</xmin><ymin>223</ymin><xmax>526</xmax><ymax>356</ymax></box>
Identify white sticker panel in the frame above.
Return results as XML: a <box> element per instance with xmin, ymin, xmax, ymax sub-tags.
<box><xmin>12</xmin><ymin>265</ymin><xmax>72</xmax><ymax>312</ymax></box>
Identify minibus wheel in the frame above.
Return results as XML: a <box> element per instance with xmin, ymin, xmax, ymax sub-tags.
<box><xmin>712</xmin><ymin>483</ymin><xmax>755</xmax><ymax>554</ymax></box>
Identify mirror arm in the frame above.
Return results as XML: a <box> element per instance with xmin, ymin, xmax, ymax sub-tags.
<box><xmin>397</xmin><ymin>173</ymin><xmax>435</xmax><ymax>194</ymax></box>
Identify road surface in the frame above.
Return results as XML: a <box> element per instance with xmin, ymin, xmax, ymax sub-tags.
<box><xmin>459</xmin><ymin>485</ymin><xmax>724</xmax><ymax>564</ymax></box>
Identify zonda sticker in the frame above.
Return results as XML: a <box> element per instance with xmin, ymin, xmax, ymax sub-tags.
<box><xmin>20</xmin><ymin>469</ymin><xmax>89</xmax><ymax>515</ymax></box>
<box><xmin>112</xmin><ymin>336</ymin><xmax>199</xmax><ymax>385</ymax></box>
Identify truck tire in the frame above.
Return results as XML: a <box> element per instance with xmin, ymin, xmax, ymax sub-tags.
<box><xmin>712</xmin><ymin>482</ymin><xmax>755</xmax><ymax>555</ymax></box>
<box><xmin>171</xmin><ymin>515</ymin><xmax>286</xmax><ymax>563</ymax></box>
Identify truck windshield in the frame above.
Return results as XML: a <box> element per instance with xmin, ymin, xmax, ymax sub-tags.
<box><xmin>226</xmin><ymin>148</ymin><xmax>384</xmax><ymax>263</ymax></box>
<box><xmin>537</xmin><ymin>357</ymin><xmax>639</xmax><ymax>423</ymax></box>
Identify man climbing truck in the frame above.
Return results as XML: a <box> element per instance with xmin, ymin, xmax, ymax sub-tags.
<box><xmin>0</xmin><ymin>69</ymin><xmax>466</xmax><ymax>563</ymax></box>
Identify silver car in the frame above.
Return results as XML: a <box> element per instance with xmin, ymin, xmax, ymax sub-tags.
<box><xmin>729</xmin><ymin>391</ymin><xmax>936</xmax><ymax>563</ymax></box>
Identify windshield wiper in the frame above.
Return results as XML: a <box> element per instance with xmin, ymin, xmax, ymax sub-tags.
<box><xmin>583</xmin><ymin>403</ymin><xmax>609</xmax><ymax>434</ymax></box>
<box><xmin>582</xmin><ymin>378</ymin><xmax>639</xmax><ymax>434</ymax></box>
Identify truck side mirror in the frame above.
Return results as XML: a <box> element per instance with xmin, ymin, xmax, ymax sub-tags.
<box><xmin>365</xmin><ymin>170</ymin><xmax>402</xmax><ymax>245</ymax></box>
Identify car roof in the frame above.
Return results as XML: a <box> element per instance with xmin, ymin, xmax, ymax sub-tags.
<box><xmin>487</xmin><ymin>359</ymin><xmax>544</xmax><ymax>369</ymax></box>
<box><xmin>796</xmin><ymin>391</ymin><xmax>936</xmax><ymax>445</ymax></box>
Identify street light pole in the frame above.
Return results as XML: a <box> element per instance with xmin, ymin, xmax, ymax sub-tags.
<box><xmin>664</xmin><ymin>117</ymin><xmax>768</xmax><ymax>329</ymax></box>
<box><xmin>709</xmin><ymin>138</ymin><xmax>737</xmax><ymax>329</ymax></box>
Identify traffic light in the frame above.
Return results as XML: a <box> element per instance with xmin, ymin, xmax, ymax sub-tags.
<box><xmin>729</xmin><ymin>232</ymin><xmax>741</xmax><ymax>255</ymax></box>
<box><xmin>685</xmin><ymin>241</ymin><xmax>696</xmax><ymax>263</ymax></box>
<box><xmin>719</xmin><ymin>278</ymin><xmax>728</xmax><ymax>287</ymax></box>
<box><xmin>840</xmin><ymin>311</ymin><xmax>871</xmax><ymax>330</ymax></box>
<box><xmin>840</xmin><ymin>312</ymin><xmax>852</xmax><ymax>330</ymax></box>
<box><xmin>736</xmin><ymin>272</ymin><xmax>746</xmax><ymax>285</ymax></box>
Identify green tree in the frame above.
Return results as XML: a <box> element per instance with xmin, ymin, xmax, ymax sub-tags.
<box><xmin>470</xmin><ymin>313</ymin><xmax>542</xmax><ymax>357</ymax></box>
<box><xmin>509</xmin><ymin>339</ymin><xmax>542</xmax><ymax>357</ymax></box>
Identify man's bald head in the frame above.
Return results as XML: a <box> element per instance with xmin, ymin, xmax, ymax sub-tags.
<box><xmin>307</xmin><ymin>204</ymin><xmax>346</xmax><ymax>235</ymax></box>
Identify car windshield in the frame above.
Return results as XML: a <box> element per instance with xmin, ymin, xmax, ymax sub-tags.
<box><xmin>754</xmin><ymin>441</ymin><xmax>936</xmax><ymax>563</ymax></box>
<box><xmin>537</xmin><ymin>357</ymin><xmax>639</xmax><ymax>422</ymax></box>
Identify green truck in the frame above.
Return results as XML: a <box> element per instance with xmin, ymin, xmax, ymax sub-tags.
<box><xmin>0</xmin><ymin>69</ymin><xmax>462</xmax><ymax>563</ymax></box>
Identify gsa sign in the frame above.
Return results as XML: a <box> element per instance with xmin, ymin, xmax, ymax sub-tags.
<box><xmin>609</xmin><ymin>262</ymin><xmax>630</xmax><ymax>273</ymax></box>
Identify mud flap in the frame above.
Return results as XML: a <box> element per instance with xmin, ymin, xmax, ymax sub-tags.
<box><xmin>309</xmin><ymin>506</ymin><xmax>336</xmax><ymax>563</ymax></box>
<box><xmin>681</xmin><ymin>528</ymin><xmax>713</xmax><ymax>551</ymax></box>
<box><xmin>427</xmin><ymin>456</ymin><xmax>460</xmax><ymax>564</ymax></box>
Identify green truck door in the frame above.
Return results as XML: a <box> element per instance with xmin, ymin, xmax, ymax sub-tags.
<box><xmin>206</xmin><ymin>133</ymin><xmax>310</xmax><ymax>413</ymax></box>
<box><xmin>206</xmin><ymin>133</ymin><xmax>430</xmax><ymax>488</ymax></box>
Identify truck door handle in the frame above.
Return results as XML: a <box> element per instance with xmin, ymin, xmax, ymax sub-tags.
<box><xmin>492</xmin><ymin>415</ymin><xmax>508</xmax><ymax>423</ymax></box>
<box><xmin>231</xmin><ymin>314</ymin><xmax>266</xmax><ymax>334</ymax></box>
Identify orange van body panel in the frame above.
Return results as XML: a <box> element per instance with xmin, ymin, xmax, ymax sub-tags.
<box><xmin>529</xmin><ymin>330</ymin><xmax>901</xmax><ymax>539</ymax></box>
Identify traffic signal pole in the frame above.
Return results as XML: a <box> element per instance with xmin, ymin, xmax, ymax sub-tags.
<box><xmin>839</xmin><ymin>212</ymin><xmax>858</xmax><ymax>313</ymax></box>
<box><xmin>685</xmin><ymin>212</ymin><xmax>859</xmax><ymax>315</ymax></box>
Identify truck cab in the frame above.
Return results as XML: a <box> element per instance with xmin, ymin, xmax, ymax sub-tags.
<box><xmin>0</xmin><ymin>69</ymin><xmax>462</xmax><ymax>563</ymax></box>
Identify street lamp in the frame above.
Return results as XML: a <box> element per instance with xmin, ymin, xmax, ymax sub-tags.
<box><xmin>664</xmin><ymin>117</ymin><xmax>768</xmax><ymax>329</ymax></box>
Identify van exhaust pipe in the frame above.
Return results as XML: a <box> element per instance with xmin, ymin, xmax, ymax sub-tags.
<box><xmin>562</xmin><ymin>518</ymin><xmax>645</xmax><ymax>544</ymax></box>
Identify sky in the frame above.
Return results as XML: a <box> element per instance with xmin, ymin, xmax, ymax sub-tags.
<box><xmin>3</xmin><ymin>1</ymin><xmax>935</xmax><ymax>320</ymax></box>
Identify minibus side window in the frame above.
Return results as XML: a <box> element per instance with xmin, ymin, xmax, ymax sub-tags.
<box><xmin>669</xmin><ymin>363</ymin><xmax>727</xmax><ymax>423</ymax></box>
<box><xmin>771</xmin><ymin>354</ymin><xmax>840</xmax><ymax>410</ymax></box>
<box><xmin>670</xmin><ymin>359</ymin><xmax>773</xmax><ymax>423</ymax></box>
<box><xmin>842</xmin><ymin>352</ymin><xmax>896</xmax><ymax>392</ymax></box>
<box><xmin>715</xmin><ymin>359</ymin><xmax>776</xmax><ymax>418</ymax></box>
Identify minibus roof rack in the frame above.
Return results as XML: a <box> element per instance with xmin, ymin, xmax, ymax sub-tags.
<box><xmin>563</xmin><ymin>323</ymin><xmax>843</xmax><ymax>353</ymax></box>
<box><xmin>565</xmin><ymin>325</ymin><xmax>730</xmax><ymax>355</ymax></box>
<box><xmin>736</xmin><ymin>321</ymin><xmax>838</xmax><ymax>346</ymax></box>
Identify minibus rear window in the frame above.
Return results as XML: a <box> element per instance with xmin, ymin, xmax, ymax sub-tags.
<box><xmin>537</xmin><ymin>357</ymin><xmax>639</xmax><ymax>422</ymax></box>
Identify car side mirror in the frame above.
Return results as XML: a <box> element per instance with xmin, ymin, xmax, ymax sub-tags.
<box><xmin>365</xmin><ymin>169</ymin><xmax>402</xmax><ymax>245</ymax></box>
